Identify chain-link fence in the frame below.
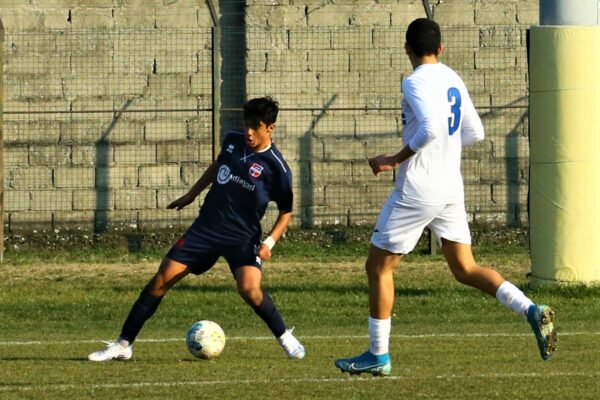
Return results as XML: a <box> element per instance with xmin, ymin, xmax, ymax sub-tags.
<box><xmin>1</xmin><ymin>11</ymin><xmax>531</xmax><ymax>240</ymax></box>
<box><xmin>3</xmin><ymin>28</ymin><xmax>214</xmax><ymax>235</ymax></box>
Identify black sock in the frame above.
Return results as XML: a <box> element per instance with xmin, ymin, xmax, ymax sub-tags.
<box><xmin>251</xmin><ymin>292</ymin><xmax>287</xmax><ymax>338</ymax></box>
<box><xmin>119</xmin><ymin>287</ymin><xmax>163</xmax><ymax>344</ymax></box>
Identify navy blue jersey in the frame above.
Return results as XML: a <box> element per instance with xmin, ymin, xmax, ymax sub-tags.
<box><xmin>198</xmin><ymin>131</ymin><xmax>293</xmax><ymax>242</ymax></box>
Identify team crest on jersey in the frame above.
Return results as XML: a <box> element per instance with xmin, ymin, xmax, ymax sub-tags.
<box><xmin>249</xmin><ymin>163</ymin><xmax>264</xmax><ymax>178</ymax></box>
<box><xmin>226</xmin><ymin>144</ymin><xmax>235</xmax><ymax>153</ymax></box>
<box><xmin>217</xmin><ymin>165</ymin><xmax>231</xmax><ymax>184</ymax></box>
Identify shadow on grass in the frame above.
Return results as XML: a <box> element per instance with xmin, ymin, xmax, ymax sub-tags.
<box><xmin>106</xmin><ymin>283</ymin><xmax>441</xmax><ymax>298</ymax></box>
<box><xmin>159</xmin><ymin>282</ymin><xmax>440</xmax><ymax>298</ymax></box>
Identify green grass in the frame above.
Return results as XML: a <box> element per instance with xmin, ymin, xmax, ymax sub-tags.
<box><xmin>1</xmin><ymin>246</ymin><xmax>600</xmax><ymax>399</ymax></box>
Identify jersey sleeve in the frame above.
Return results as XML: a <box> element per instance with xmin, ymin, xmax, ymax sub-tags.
<box><xmin>216</xmin><ymin>131</ymin><xmax>236</xmax><ymax>163</ymax></box>
<box><xmin>402</xmin><ymin>77</ymin><xmax>441</xmax><ymax>152</ymax></box>
<box><xmin>460</xmin><ymin>93</ymin><xmax>485</xmax><ymax>147</ymax></box>
<box><xmin>273</xmin><ymin>164</ymin><xmax>293</xmax><ymax>213</ymax></box>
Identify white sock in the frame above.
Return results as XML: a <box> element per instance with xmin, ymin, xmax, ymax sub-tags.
<box><xmin>495</xmin><ymin>281</ymin><xmax>534</xmax><ymax>317</ymax></box>
<box><xmin>368</xmin><ymin>316</ymin><xmax>391</xmax><ymax>355</ymax></box>
<box><xmin>117</xmin><ymin>337</ymin><xmax>130</xmax><ymax>348</ymax></box>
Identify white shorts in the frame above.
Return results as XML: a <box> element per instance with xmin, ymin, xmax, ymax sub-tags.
<box><xmin>370</xmin><ymin>193</ymin><xmax>471</xmax><ymax>254</ymax></box>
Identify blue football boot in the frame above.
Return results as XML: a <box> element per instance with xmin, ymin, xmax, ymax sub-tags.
<box><xmin>335</xmin><ymin>351</ymin><xmax>391</xmax><ymax>376</ymax></box>
<box><xmin>527</xmin><ymin>304</ymin><xmax>557</xmax><ymax>360</ymax></box>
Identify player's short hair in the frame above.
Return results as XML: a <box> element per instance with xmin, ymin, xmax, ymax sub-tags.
<box><xmin>405</xmin><ymin>18</ymin><xmax>441</xmax><ymax>57</ymax></box>
<box><xmin>243</xmin><ymin>97</ymin><xmax>279</xmax><ymax>129</ymax></box>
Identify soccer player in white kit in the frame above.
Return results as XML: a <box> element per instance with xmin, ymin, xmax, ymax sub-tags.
<box><xmin>335</xmin><ymin>18</ymin><xmax>557</xmax><ymax>376</ymax></box>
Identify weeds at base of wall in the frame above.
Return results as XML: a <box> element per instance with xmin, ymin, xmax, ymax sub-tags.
<box><xmin>1</xmin><ymin>224</ymin><xmax>529</xmax><ymax>264</ymax></box>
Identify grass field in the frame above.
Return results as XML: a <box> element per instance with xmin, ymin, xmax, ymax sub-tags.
<box><xmin>1</xmin><ymin>245</ymin><xmax>600</xmax><ymax>399</ymax></box>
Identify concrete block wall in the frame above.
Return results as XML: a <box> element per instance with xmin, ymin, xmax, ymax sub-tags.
<box><xmin>1</xmin><ymin>1</ymin><xmax>214</xmax><ymax>233</ymax></box>
<box><xmin>246</xmin><ymin>0</ymin><xmax>535</xmax><ymax>227</ymax></box>
<box><xmin>1</xmin><ymin>0</ymin><xmax>537</xmax><ymax>234</ymax></box>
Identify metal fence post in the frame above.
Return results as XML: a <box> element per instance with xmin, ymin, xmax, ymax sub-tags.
<box><xmin>0</xmin><ymin>18</ymin><xmax>4</xmax><ymax>262</ymax></box>
<box><xmin>207</xmin><ymin>0</ymin><xmax>220</xmax><ymax>161</ymax></box>
<box><xmin>421</xmin><ymin>0</ymin><xmax>433</xmax><ymax>20</ymax></box>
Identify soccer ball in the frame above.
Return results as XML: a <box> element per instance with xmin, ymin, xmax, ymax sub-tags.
<box><xmin>185</xmin><ymin>320</ymin><xmax>226</xmax><ymax>359</ymax></box>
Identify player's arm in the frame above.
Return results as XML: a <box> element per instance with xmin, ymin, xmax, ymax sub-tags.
<box><xmin>460</xmin><ymin>94</ymin><xmax>485</xmax><ymax>147</ymax></box>
<box><xmin>368</xmin><ymin>78</ymin><xmax>436</xmax><ymax>176</ymax></box>
<box><xmin>259</xmin><ymin>163</ymin><xmax>294</xmax><ymax>261</ymax></box>
<box><xmin>404</xmin><ymin>77</ymin><xmax>440</xmax><ymax>152</ymax></box>
<box><xmin>258</xmin><ymin>210</ymin><xmax>292</xmax><ymax>261</ymax></box>
<box><xmin>167</xmin><ymin>159</ymin><xmax>220</xmax><ymax>210</ymax></box>
<box><xmin>368</xmin><ymin>145</ymin><xmax>416</xmax><ymax>176</ymax></box>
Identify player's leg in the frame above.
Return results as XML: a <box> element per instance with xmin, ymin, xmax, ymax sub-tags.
<box><xmin>334</xmin><ymin>245</ymin><xmax>399</xmax><ymax>376</ymax></box>
<box><xmin>88</xmin><ymin>257</ymin><xmax>190</xmax><ymax>362</ymax></box>
<box><xmin>441</xmin><ymin>239</ymin><xmax>504</xmax><ymax>296</ymax></box>
<box><xmin>441</xmin><ymin>239</ymin><xmax>557</xmax><ymax>359</ymax></box>
<box><xmin>366</xmin><ymin>245</ymin><xmax>402</xmax><ymax>351</ymax></box>
<box><xmin>235</xmin><ymin>265</ymin><xmax>279</xmax><ymax>332</ymax></box>
<box><xmin>119</xmin><ymin>257</ymin><xmax>190</xmax><ymax>343</ymax></box>
<box><xmin>335</xmin><ymin>197</ymin><xmax>438</xmax><ymax>376</ymax></box>
<box><xmin>234</xmin><ymin>265</ymin><xmax>305</xmax><ymax>359</ymax></box>
<box><xmin>434</xmin><ymin>203</ymin><xmax>556</xmax><ymax>360</ymax></box>
<box><xmin>335</xmin><ymin>196</ymin><xmax>437</xmax><ymax>376</ymax></box>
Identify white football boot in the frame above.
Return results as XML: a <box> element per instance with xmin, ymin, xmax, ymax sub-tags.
<box><xmin>88</xmin><ymin>341</ymin><xmax>132</xmax><ymax>362</ymax></box>
<box><xmin>277</xmin><ymin>328</ymin><xmax>305</xmax><ymax>359</ymax></box>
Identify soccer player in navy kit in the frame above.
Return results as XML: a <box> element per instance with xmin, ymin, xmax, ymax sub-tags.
<box><xmin>88</xmin><ymin>97</ymin><xmax>305</xmax><ymax>361</ymax></box>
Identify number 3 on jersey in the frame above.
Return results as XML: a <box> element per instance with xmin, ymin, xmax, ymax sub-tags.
<box><xmin>447</xmin><ymin>87</ymin><xmax>462</xmax><ymax>135</ymax></box>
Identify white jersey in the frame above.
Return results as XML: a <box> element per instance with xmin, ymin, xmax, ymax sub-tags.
<box><xmin>396</xmin><ymin>62</ymin><xmax>484</xmax><ymax>205</ymax></box>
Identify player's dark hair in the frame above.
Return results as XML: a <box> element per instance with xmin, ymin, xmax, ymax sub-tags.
<box><xmin>405</xmin><ymin>18</ymin><xmax>441</xmax><ymax>57</ymax></box>
<box><xmin>243</xmin><ymin>97</ymin><xmax>279</xmax><ymax>129</ymax></box>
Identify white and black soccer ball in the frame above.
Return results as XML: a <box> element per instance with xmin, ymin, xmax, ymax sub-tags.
<box><xmin>185</xmin><ymin>320</ymin><xmax>226</xmax><ymax>359</ymax></box>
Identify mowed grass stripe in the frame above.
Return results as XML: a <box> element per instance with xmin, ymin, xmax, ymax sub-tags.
<box><xmin>2</xmin><ymin>371</ymin><xmax>600</xmax><ymax>393</ymax></box>
<box><xmin>0</xmin><ymin>331</ymin><xmax>598</xmax><ymax>346</ymax></box>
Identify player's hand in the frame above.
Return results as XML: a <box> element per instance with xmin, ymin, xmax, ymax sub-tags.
<box><xmin>368</xmin><ymin>154</ymin><xmax>396</xmax><ymax>176</ymax></box>
<box><xmin>167</xmin><ymin>192</ymin><xmax>196</xmax><ymax>210</ymax></box>
<box><xmin>258</xmin><ymin>244</ymin><xmax>272</xmax><ymax>261</ymax></box>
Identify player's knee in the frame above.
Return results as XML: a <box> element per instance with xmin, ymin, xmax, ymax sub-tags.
<box><xmin>238</xmin><ymin>286</ymin><xmax>262</xmax><ymax>306</ymax></box>
<box><xmin>147</xmin><ymin>284</ymin><xmax>168</xmax><ymax>297</ymax></box>
<box><xmin>147</xmin><ymin>276</ymin><xmax>170</xmax><ymax>297</ymax></box>
<box><xmin>450</xmin><ymin>263</ymin><xmax>479</xmax><ymax>285</ymax></box>
<box><xmin>452</xmin><ymin>270</ymin><xmax>469</xmax><ymax>285</ymax></box>
<box><xmin>365</xmin><ymin>261</ymin><xmax>393</xmax><ymax>278</ymax></box>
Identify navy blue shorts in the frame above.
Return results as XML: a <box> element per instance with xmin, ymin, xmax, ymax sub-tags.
<box><xmin>166</xmin><ymin>218</ymin><xmax>262</xmax><ymax>276</ymax></box>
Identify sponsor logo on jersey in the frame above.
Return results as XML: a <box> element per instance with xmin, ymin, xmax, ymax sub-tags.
<box><xmin>217</xmin><ymin>164</ymin><xmax>256</xmax><ymax>191</ymax></box>
<box><xmin>249</xmin><ymin>163</ymin><xmax>264</xmax><ymax>178</ymax></box>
